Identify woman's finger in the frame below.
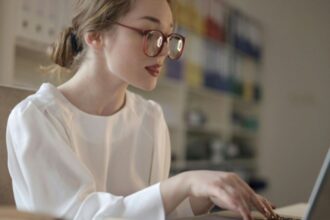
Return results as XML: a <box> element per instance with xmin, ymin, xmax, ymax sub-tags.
<box><xmin>260</xmin><ymin>196</ymin><xmax>279</xmax><ymax>219</ymax></box>
<box><xmin>209</xmin><ymin>172</ymin><xmax>277</xmax><ymax>220</ymax></box>
<box><xmin>233</xmin><ymin>177</ymin><xmax>276</xmax><ymax>218</ymax></box>
<box><xmin>225</xmin><ymin>182</ymin><xmax>253</xmax><ymax>220</ymax></box>
<box><xmin>229</xmin><ymin>174</ymin><xmax>264</xmax><ymax>215</ymax></box>
<box><xmin>237</xmin><ymin>199</ymin><xmax>253</xmax><ymax>220</ymax></box>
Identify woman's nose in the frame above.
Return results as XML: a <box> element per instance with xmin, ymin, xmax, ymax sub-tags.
<box><xmin>158</xmin><ymin>40</ymin><xmax>170</xmax><ymax>58</ymax></box>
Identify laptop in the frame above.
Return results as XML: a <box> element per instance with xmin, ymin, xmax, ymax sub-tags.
<box><xmin>178</xmin><ymin>148</ymin><xmax>329</xmax><ymax>220</ymax></box>
<box><xmin>303</xmin><ymin>148</ymin><xmax>329</xmax><ymax>220</ymax></box>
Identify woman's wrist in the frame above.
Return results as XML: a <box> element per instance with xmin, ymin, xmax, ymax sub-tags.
<box><xmin>160</xmin><ymin>172</ymin><xmax>191</xmax><ymax>214</ymax></box>
<box><xmin>179</xmin><ymin>171</ymin><xmax>193</xmax><ymax>196</ymax></box>
<box><xmin>190</xmin><ymin>196</ymin><xmax>214</xmax><ymax>216</ymax></box>
<box><xmin>182</xmin><ymin>171</ymin><xmax>214</xmax><ymax>215</ymax></box>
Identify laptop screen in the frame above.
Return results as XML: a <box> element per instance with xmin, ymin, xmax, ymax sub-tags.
<box><xmin>304</xmin><ymin>149</ymin><xmax>330</xmax><ymax>220</ymax></box>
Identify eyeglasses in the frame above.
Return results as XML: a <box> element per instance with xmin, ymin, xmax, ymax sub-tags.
<box><xmin>114</xmin><ymin>22</ymin><xmax>185</xmax><ymax>60</ymax></box>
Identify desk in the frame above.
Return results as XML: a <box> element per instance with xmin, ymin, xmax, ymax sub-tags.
<box><xmin>177</xmin><ymin>203</ymin><xmax>308</xmax><ymax>220</ymax></box>
<box><xmin>1</xmin><ymin>204</ymin><xmax>307</xmax><ymax>220</ymax></box>
<box><xmin>0</xmin><ymin>207</ymin><xmax>125</xmax><ymax>220</ymax></box>
<box><xmin>0</xmin><ymin>207</ymin><xmax>57</xmax><ymax>220</ymax></box>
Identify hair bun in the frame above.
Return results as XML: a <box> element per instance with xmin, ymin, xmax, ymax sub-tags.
<box><xmin>48</xmin><ymin>26</ymin><xmax>82</xmax><ymax>68</ymax></box>
<box><xmin>70</xmin><ymin>31</ymin><xmax>83</xmax><ymax>54</ymax></box>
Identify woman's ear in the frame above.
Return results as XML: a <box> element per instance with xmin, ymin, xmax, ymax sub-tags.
<box><xmin>84</xmin><ymin>32</ymin><xmax>103</xmax><ymax>50</ymax></box>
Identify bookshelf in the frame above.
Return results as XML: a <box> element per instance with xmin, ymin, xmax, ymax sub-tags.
<box><xmin>0</xmin><ymin>0</ymin><xmax>264</xmax><ymax>184</ymax></box>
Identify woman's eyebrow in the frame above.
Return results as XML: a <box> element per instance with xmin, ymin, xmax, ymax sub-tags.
<box><xmin>140</xmin><ymin>16</ymin><xmax>160</xmax><ymax>24</ymax></box>
<box><xmin>140</xmin><ymin>16</ymin><xmax>173</xmax><ymax>28</ymax></box>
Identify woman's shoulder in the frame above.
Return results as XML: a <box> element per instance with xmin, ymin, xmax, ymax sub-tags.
<box><xmin>10</xmin><ymin>83</ymin><xmax>66</xmax><ymax>118</ymax></box>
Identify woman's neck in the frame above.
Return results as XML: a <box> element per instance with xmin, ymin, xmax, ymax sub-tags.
<box><xmin>58</xmin><ymin>66</ymin><xmax>128</xmax><ymax>116</ymax></box>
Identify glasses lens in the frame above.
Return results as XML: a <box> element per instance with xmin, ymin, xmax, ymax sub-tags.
<box><xmin>145</xmin><ymin>31</ymin><xmax>163</xmax><ymax>57</ymax></box>
<box><xmin>168</xmin><ymin>35</ymin><xmax>184</xmax><ymax>60</ymax></box>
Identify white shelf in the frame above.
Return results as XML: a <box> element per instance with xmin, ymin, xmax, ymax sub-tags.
<box><xmin>171</xmin><ymin>158</ymin><xmax>256</xmax><ymax>172</ymax></box>
<box><xmin>15</xmin><ymin>35</ymin><xmax>49</xmax><ymax>55</ymax></box>
<box><xmin>187</xmin><ymin>124</ymin><xmax>231</xmax><ymax>136</ymax></box>
<box><xmin>233</xmin><ymin>125</ymin><xmax>258</xmax><ymax>139</ymax></box>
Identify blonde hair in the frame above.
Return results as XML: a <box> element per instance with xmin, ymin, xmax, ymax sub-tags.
<box><xmin>47</xmin><ymin>0</ymin><xmax>172</xmax><ymax>74</ymax></box>
<box><xmin>47</xmin><ymin>0</ymin><xmax>133</xmax><ymax>74</ymax></box>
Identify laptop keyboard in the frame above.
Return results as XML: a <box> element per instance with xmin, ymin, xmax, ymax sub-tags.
<box><xmin>274</xmin><ymin>217</ymin><xmax>300</xmax><ymax>220</ymax></box>
<box><xmin>254</xmin><ymin>216</ymin><xmax>301</xmax><ymax>220</ymax></box>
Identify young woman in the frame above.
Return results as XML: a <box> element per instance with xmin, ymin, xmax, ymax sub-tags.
<box><xmin>6</xmin><ymin>0</ymin><xmax>278</xmax><ymax>219</ymax></box>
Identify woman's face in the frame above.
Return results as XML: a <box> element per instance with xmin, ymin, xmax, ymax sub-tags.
<box><xmin>101</xmin><ymin>0</ymin><xmax>173</xmax><ymax>91</ymax></box>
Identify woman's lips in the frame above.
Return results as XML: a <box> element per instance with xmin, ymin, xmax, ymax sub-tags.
<box><xmin>145</xmin><ymin>64</ymin><xmax>161</xmax><ymax>77</ymax></box>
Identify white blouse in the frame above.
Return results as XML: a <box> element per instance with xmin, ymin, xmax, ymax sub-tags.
<box><xmin>6</xmin><ymin>83</ymin><xmax>193</xmax><ymax>220</ymax></box>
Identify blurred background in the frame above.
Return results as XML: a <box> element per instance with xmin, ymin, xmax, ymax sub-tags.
<box><xmin>0</xmin><ymin>0</ymin><xmax>329</xmax><ymax>209</ymax></box>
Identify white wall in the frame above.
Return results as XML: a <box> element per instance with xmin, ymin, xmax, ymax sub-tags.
<box><xmin>224</xmin><ymin>0</ymin><xmax>330</xmax><ymax>206</ymax></box>
<box><xmin>0</xmin><ymin>0</ymin><xmax>15</xmax><ymax>85</ymax></box>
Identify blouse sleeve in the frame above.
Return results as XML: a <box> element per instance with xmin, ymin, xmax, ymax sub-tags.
<box><xmin>6</xmin><ymin>101</ymin><xmax>165</xmax><ymax>220</ymax></box>
<box><xmin>149</xmin><ymin>103</ymin><xmax>194</xmax><ymax>219</ymax></box>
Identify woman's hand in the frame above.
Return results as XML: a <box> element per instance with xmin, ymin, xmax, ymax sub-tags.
<box><xmin>160</xmin><ymin>170</ymin><xmax>277</xmax><ymax>220</ymax></box>
<box><xmin>186</xmin><ymin>170</ymin><xmax>277</xmax><ymax>220</ymax></box>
